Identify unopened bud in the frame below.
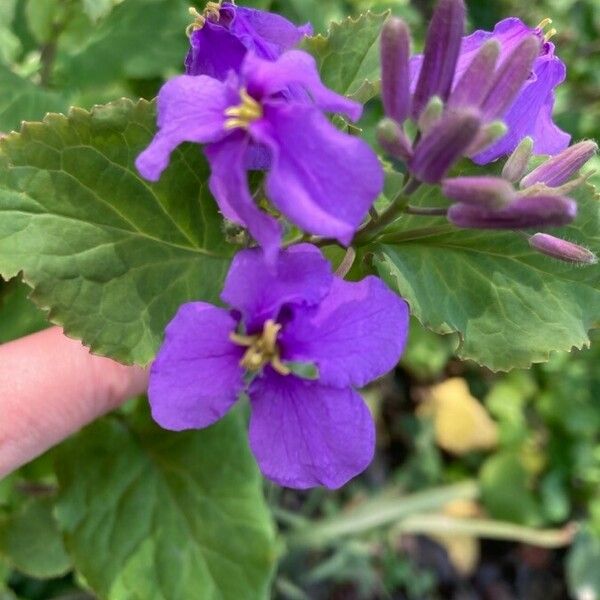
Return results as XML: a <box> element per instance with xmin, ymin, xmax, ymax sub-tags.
<box><xmin>409</xmin><ymin>108</ymin><xmax>480</xmax><ymax>183</ymax></box>
<box><xmin>411</xmin><ymin>0</ymin><xmax>465</xmax><ymax>118</ymax></box>
<box><xmin>467</xmin><ymin>120</ymin><xmax>507</xmax><ymax>156</ymax></box>
<box><xmin>480</xmin><ymin>36</ymin><xmax>540</xmax><ymax>121</ymax></box>
<box><xmin>529</xmin><ymin>233</ymin><xmax>598</xmax><ymax>265</ymax></box>
<box><xmin>502</xmin><ymin>137</ymin><xmax>534</xmax><ymax>183</ymax></box>
<box><xmin>448</xmin><ymin>195</ymin><xmax>577</xmax><ymax>229</ymax></box>
<box><xmin>520</xmin><ymin>140</ymin><xmax>598</xmax><ymax>189</ymax></box>
<box><xmin>418</xmin><ymin>96</ymin><xmax>444</xmax><ymax>134</ymax></box>
<box><xmin>442</xmin><ymin>176</ymin><xmax>515</xmax><ymax>209</ymax></box>
<box><xmin>448</xmin><ymin>39</ymin><xmax>500</xmax><ymax>110</ymax></box>
<box><xmin>377</xmin><ymin>118</ymin><xmax>413</xmax><ymax>161</ymax></box>
<box><xmin>381</xmin><ymin>17</ymin><xmax>411</xmax><ymax>125</ymax></box>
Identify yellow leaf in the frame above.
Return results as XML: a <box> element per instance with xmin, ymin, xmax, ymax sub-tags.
<box><xmin>419</xmin><ymin>378</ymin><xmax>498</xmax><ymax>455</ymax></box>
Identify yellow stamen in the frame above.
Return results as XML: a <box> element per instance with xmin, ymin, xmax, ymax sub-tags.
<box><xmin>544</xmin><ymin>28</ymin><xmax>557</xmax><ymax>42</ymax></box>
<box><xmin>230</xmin><ymin>319</ymin><xmax>291</xmax><ymax>376</ymax></box>
<box><xmin>224</xmin><ymin>88</ymin><xmax>263</xmax><ymax>130</ymax></box>
<box><xmin>186</xmin><ymin>2</ymin><xmax>222</xmax><ymax>36</ymax></box>
<box><xmin>536</xmin><ymin>18</ymin><xmax>553</xmax><ymax>30</ymax></box>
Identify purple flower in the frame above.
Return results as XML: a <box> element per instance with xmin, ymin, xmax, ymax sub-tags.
<box><xmin>136</xmin><ymin>50</ymin><xmax>384</xmax><ymax>260</ymax></box>
<box><xmin>186</xmin><ymin>2</ymin><xmax>312</xmax><ymax>79</ymax></box>
<box><xmin>411</xmin><ymin>17</ymin><xmax>570</xmax><ymax>163</ymax></box>
<box><xmin>149</xmin><ymin>244</ymin><xmax>409</xmax><ymax>489</ymax></box>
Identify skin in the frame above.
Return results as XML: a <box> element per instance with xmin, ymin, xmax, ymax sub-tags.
<box><xmin>0</xmin><ymin>327</ymin><xmax>148</xmax><ymax>479</ymax></box>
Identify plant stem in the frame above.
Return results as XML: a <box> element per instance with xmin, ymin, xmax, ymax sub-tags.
<box><xmin>286</xmin><ymin>481</ymin><xmax>479</xmax><ymax>549</ymax></box>
<box><xmin>404</xmin><ymin>205</ymin><xmax>448</xmax><ymax>216</ymax></box>
<box><xmin>393</xmin><ymin>515</ymin><xmax>577</xmax><ymax>548</ymax></box>
<box><xmin>335</xmin><ymin>246</ymin><xmax>356</xmax><ymax>278</ymax></box>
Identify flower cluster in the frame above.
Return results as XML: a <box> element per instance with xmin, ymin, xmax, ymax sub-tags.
<box><xmin>137</xmin><ymin>0</ymin><xmax>596</xmax><ymax>488</ymax></box>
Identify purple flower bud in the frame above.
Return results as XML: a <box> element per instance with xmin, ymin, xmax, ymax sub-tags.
<box><xmin>411</xmin><ymin>0</ymin><xmax>465</xmax><ymax>119</ymax></box>
<box><xmin>447</xmin><ymin>40</ymin><xmax>500</xmax><ymax>110</ymax></box>
<box><xmin>381</xmin><ymin>17</ymin><xmax>411</xmax><ymax>125</ymax></box>
<box><xmin>502</xmin><ymin>136</ymin><xmax>534</xmax><ymax>183</ymax></box>
<box><xmin>448</xmin><ymin>195</ymin><xmax>577</xmax><ymax>229</ymax></box>
<box><xmin>529</xmin><ymin>233</ymin><xmax>598</xmax><ymax>265</ymax></box>
<box><xmin>520</xmin><ymin>140</ymin><xmax>598</xmax><ymax>189</ymax></box>
<box><xmin>377</xmin><ymin>118</ymin><xmax>413</xmax><ymax>161</ymax></box>
<box><xmin>480</xmin><ymin>36</ymin><xmax>540</xmax><ymax>121</ymax></box>
<box><xmin>409</xmin><ymin>108</ymin><xmax>480</xmax><ymax>183</ymax></box>
<box><xmin>442</xmin><ymin>176</ymin><xmax>515</xmax><ymax>209</ymax></box>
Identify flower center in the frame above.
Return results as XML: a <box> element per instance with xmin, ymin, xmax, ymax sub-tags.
<box><xmin>536</xmin><ymin>17</ymin><xmax>557</xmax><ymax>42</ymax></box>
<box><xmin>186</xmin><ymin>2</ymin><xmax>222</xmax><ymax>35</ymax></box>
<box><xmin>224</xmin><ymin>88</ymin><xmax>263</xmax><ymax>131</ymax></box>
<box><xmin>230</xmin><ymin>319</ymin><xmax>291</xmax><ymax>376</ymax></box>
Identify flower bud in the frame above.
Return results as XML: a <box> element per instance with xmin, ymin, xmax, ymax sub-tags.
<box><xmin>529</xmin><ymin>233</ymin><xmax>598</xmax><ymax>265</ymax></box>
<box><xmin>480</xmin><ymin>36</ymin><xmax>540</xmax><ymax>121</ymax></box>
<box><xmin>520</xmin><ymin>140</ymin><xmax>598</xmax><ymax>189</ymax></box>
<box><xmin>467</xmin><ymin>120</ymin><xmax>508</xmax><ymax>156</ymax></box>
<box><xmin>442</xmin><ymin>176</ymin><xmax>515</xmax><ymax>209</ymax></box>
<box><xmin>409</xmin><ymin>108</ymin><xmax>480</xmax><ymax>183</ymax></box>
<box><xmin>502</xmin><ymin>136</ymin><xmax>534</xmax><ymax>183</ymax></box>
<box><xmin>381</xmin><ymin>17</ymin><xmax>411</xmax><ymax>125</ymax></box>
<box><xmin>447</xmin><ymin>39</ymin><xmax>500</xmax><ymax>110</ymax></box>
<box><xmin>411</xmin><ymin>0</ymin><xmax>465</xmax><ymax>118</ymax></box>
<box><xmin>418</xmin><ymin>95</ymin><xmax>444</xmax><ymax>134</ymax></box>
<box><xmin>448</xmin><ymin>195</ymin><xmax>577</xmax><ymax>229</ymax></box>
<box><xmin>376</xmin><ymin>118</ymin><xmax>413</xmax><ymax>161</ymax></box>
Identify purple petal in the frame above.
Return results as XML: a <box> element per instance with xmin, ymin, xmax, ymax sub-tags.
<box><xmin>149</xmin><ymin>303</ymin><xmax>244</xmax><ymax>431</ymax></box>
<box><xmin>248</xmin><ymin>371</ymin><xmax>375</xmax><ymax>489</ymax></box>
<box><xmin>221</xmin><ymin>244</ymin><xmax>333</xmax><ymax>332</ymax></box>
<box><xmin>281</xmin><ymin>276</ymin><xmax>409</xmax><ymax>388</ymax></box>
<box><xmin>381</xmin><ymin>17</ymin><xmax>412</xmax><ymax>124</ymax></box>
<box><xmin>205</xmin><ymin>135</ymin><xmax>282</xmax><ymax>262</ymax></box>
<box><xmin>186</xmin><ymin>3</ymin><xmax>311</xmax><ymax>78</ymax></box>
<box><xmin>243</xmin><ymin>51</ymin><xmax>362</xmax><ymax>121</ymax></box>
<box><xmin>251</xmin><ymin>103</ymin><xmax>383</xmax><ymax>245</ymax></box>
<box><xmin>185</xmin><ymin>21</ymin><xmax>248</xmax><ymax>79</ymax></box>
<box><xmin>231</xmin><ymin>6</ymin><xmax>312</xmax><ymax>59</ymax></box>
<box><xmin>411</xmin><ymin>0</ymin><xmax>466</xmax><ymax>118</ymax></box>
<box><xmin>136</xmin><ymin>75</ymin><xmax>232</xmax><ymax>181</ymax></box>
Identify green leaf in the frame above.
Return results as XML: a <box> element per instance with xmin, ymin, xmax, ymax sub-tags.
<box><xmin>0</xmin><ymin>98</ymin><xmax>232</xmax><ymax>365</ymax></box>
<box><xmin>57</xmin><ymin>0</ymin><xmax>190</xmax><ymax>88</ymax></box>
<box><xmin>54</xmin><ymin>409</ymin><xmax>276</xmax><ymax>600</ymax></box>
<box><xmin>81</xmin><ymin>0</ymin><xmax>122</xmax><ymax>23</ymax></box>
<box><xmin>374</xmin><ymin>182</ymin><xmax>600</xmax><ymax>371</ymax></box>
<box><xmin>567</xmin><ymin>528</ymin><xmax>600</xmax><ymax>600</ymax></box>
<box><xmin>0</xmin><ymin>497</ymin><xmax>71</xmax><ymax>579</ymax></box>
<box><xmin>0</xmin><ymin>65</ymin><xmax>66</xmax><ymax>132</ymax></box>
<box><xmin>479</xmin><ymin>451</ymin><xmax>541</xmax><ymax>526</ymax></box>
<box><xmin>302</xmin><ymin>11</ymin><xmax>388</xmax><ymax>103</ymax></box>
<box><xmin>0</xmin><ymin>279</ymin><xmax>48</xmax><ymax>344</ymax></box>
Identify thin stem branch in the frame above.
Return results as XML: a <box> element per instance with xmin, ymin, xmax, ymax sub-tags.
<box><xmin>404</xmin><ymin>205</ymin><xmax>448</xmax><ymax>216</ymax></box>
<box><xmin>286</xmin><ymin>481</ymin><xmax>479</xmax><ymax>549</ymax></box>
<box><xmin>393</xmin><ymin>515</ymin><xmax>577</xmax><ymax>548</ymax></box>
<box><xmin>335</xmin><ymin>247</ymin><xmax>356</xmax><ymax>278</ymax></box>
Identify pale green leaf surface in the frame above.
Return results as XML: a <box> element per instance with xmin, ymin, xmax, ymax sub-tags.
<box><xmin>0</xmin><ymin>497</ymin><xmax>71</xmax><ymax>579</ymax></box>
<box><xmin>54</xmin><ymin>411</ymin><xmax>276</xmax><ymax>600</ymax></box>
<box><xmin>302</xmin><ymin>11</ymin><xmax>388</xmax><ymax>103</ymax></box>
<box><xmin>0</xmin><ymin>99</ymin><xmax>232</xmax><ymax>365</ymax></box>
<box><xmin>0</xmin><ymin>65</ymin><xmax>66</xmax><ymax>133</ymax></box>
<box><xmin>58</xmin><ymin>0</ymin><xmax>190</xmax><ymax>87</ymax></box>
<box><xmin>374</xmin><ymin>183</ymin><xmax>600</xmax><ymax>371</ymax></box>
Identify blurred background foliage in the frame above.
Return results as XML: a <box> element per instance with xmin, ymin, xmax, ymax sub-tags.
<box><xmin>0</xmin><ymin>0</ymin><xmax>599</xmax><ymax>598</ymax></box>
